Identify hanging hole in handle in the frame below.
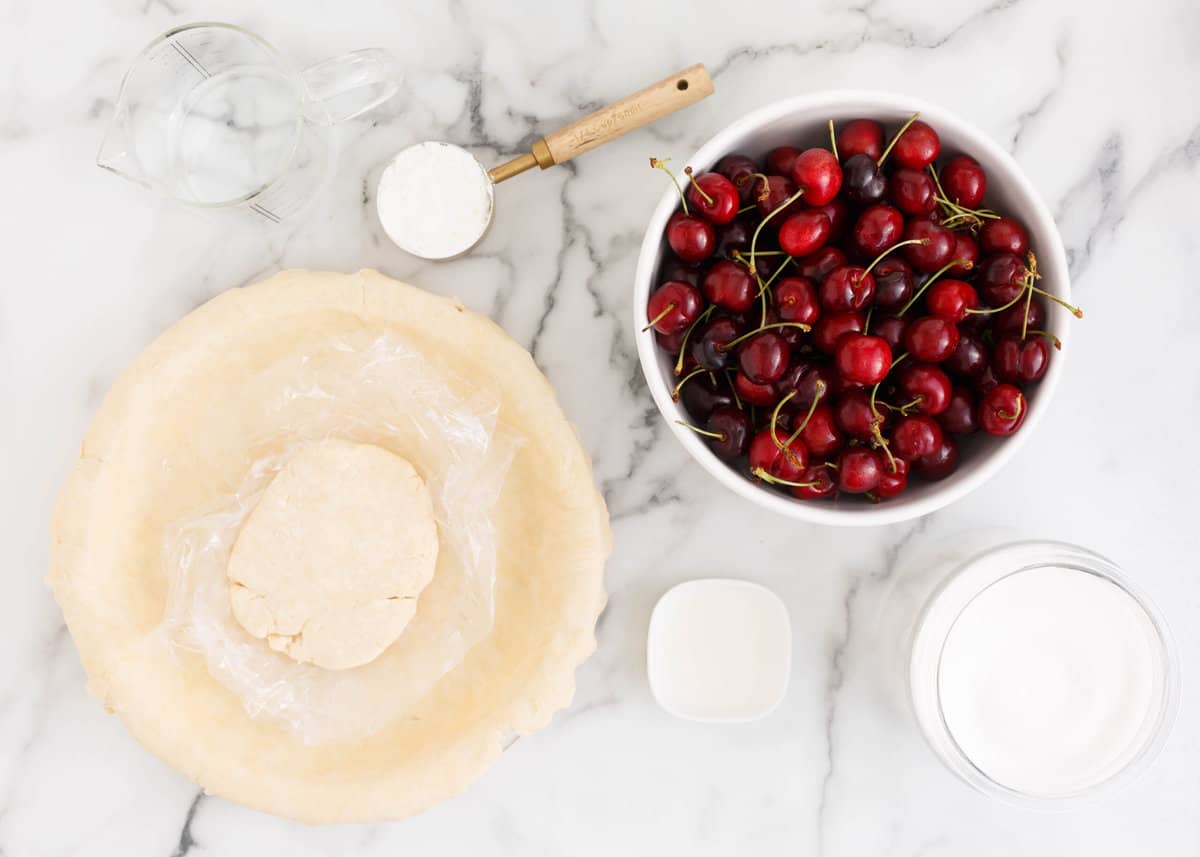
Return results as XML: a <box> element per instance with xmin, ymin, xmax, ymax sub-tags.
<box><xmin>677</xmin><ymin>79</ymin><xmax>690</xmax><ymax>91</ymax></box>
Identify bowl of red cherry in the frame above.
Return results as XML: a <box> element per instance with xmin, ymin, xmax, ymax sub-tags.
<box><xmin>634</xmin><ymin>92</ymin><xmax>1079</xmax><ymax>526</ymax></box>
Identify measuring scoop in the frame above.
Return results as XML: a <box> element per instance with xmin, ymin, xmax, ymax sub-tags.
<box><xmin>376</xmin><ymin>64</ymin><xmax>713</xmax><ymax>260</ymax></box>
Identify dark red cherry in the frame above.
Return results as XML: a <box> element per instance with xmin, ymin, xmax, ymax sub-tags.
<box><xmin>703</xmin><ymin>406</ymin><xmax>752</xmax><ymax>459</ymax></box>
<box><xmin>766</xmin><ymin>146</ymin><xmax>802</xmax><ymax>177</ymax></box>
<box><xmin>837</xmin><ymin>447</ymin><xmax>883</xmax><ymax>493</ymax></box>
<box><xmin>915</xmin><ymin>435</ymin><xmax>959</xmax><ymax>480</ymax></box>
<box><xmin>776</xmin><ymin>277</ymin><xmax>822</xmax><ymax>327</ymax></box>
<box><xmin>834</xmin><ymin>389</ymin><xmax>886</xmax><ymax>441</ymax></box>
<box><xmin>993</xmin><ymin>334</ymin><xmax>1051</xmax><ymax>383</ymax></box>
<box><xmin>939</xmin><ymin>386</ymin><xmax>978</xmax><ymax>435</ymax></box>
<box><xmin>888</xmin><ymin>168</ymin><xmax>937</xmax><ymax>215</ymax></box>
<box><xmin>659</xmin><ymin>259</ymin><xmax>701</xmax><ymax>288</ymax></box>
<box><xmin>715</xmin><ymin>217</ymin><xmax>752</xmax><ymax>259</ymax></box>
<box><xmin>873</xmin><ymin>257</ymin><xmax>915</xmax><ymax>310</ymax></box>
<box><xmin>792</xmin><ymin>463</ymin><xmax>837</xmax><ymax>499</ymax></box>
<box><xmin>779</xmin><ymin>210</ymin><xmax>832</xmax><ymax>257</ymax></box>
<box><xmin>837</xmin><ymin>119</ymin><xmax>885</xmax><ymax>161</ymax></box>
<box><xmin>890</xmin><ymin>415</ymin><xmax>944</xmax><ymax>460</ymax></box>
<box><xmin>980</xmin><ymin>217</ymin><xmax>1029</xmax><ymax>257</ymax></box>
<box><xmin>762</xmin><ymin>306</ymin><xmax>805</xmax><ymax>348</ymax></box>
<box><xmin>667</xmin><ymin>211</ymin><xmax>716</xmax><ymax>262</ymax></box>
<box><xmin>796</xmin><ymin>246</ymin><xmax>848</xmax><ymax>282</ymax></box>
<box><xmin>715</xmin><ymin>154</ymin><xmax>759</xmax><ymax>203</ymax></box>
<box><xmin>892</xmin><ymin>120</ymin><xmax>941</xmax><ymax>169</ymax></box>
<box><xmin>897</xmin><ymin>363</ymin><xmax>953</xmax><ymax>415</ymax></box>
<box><xmin>691</xmin><ymin>317</ymin><xmax>740</xmax><ymax>370</ymax></box>
<box><xmin>941</xmin><ymin>155</ymin><xmax>986</xmax><ymax>208</ymax></box>
<box><xmin>925</xmin><ymin>279</ymin><xmax>978</xmax><ymax>323</ymax></box>
<box><xmin>902</xmin><ymin>219</ymin><xmax>956</xmax><ymax>272</ymax></box>
<box><xmin>948</xmin><ymin>232</ymin><xmax>978</xmax><ymax>277</ymax></box>
<box><xmin>820</xmin><ymin>265</ymin><xmax>876</xmax><ymax>313</ymax></box>
<box><xmin>977</xmin><ymin>253</ymin><xmax>1029</xmax><ymax>306</ymax></box>
<box><xmin>776</xmin><ymin>360</ymin><xmax>837</xmax><ymax>410</ymax></box>
<box><xmin>904</xmin><ymin>316</ymin><xmax>960</xmax><ymax>363</ymax></box>
<box><xmin>875</xmin><ymin>457</ymin><xmax>910</xmax><ymax>498</ymax></box>
<box><xmin>994</xmin><ymin>296</ymin><xmax>1047</xmax><ymax>336</ymax></box>
<box><xmin>978</xmin><ymin>383</ymin><xmax>1027</xmax><ymax>436</ymax></box>
<box><xmin>835</xmin><ymin>334</ymin><xmax>892</xmax><ymax>385</ymax></box>
<box><xmin>655</xmin><ymin>329</ymin><xmax>685</xmax><ymax>353</ymax></box>
<box><xmin>755</xmin><ymin>174</ymin><xmax>804</xmax><ymax>219</ymax></box>
<box><xmin>681</xmin><ymin>375</ymin><xmax>733</xmax><ymax>420</ymax></box>
<box><xmin>842</xmin><ymin>153</ymin><xmax>887</xmax><ymax>205</ymax></box>
<box><xmin>738</xmin><ymin>331</ymin><xmax>790</xmax><ymax>384</ymax></box>
<box><xmin>703</xmin><ymin>260</ymin><xmax>756</xmax><ymax>313</ymax></box>
<box><xmin>797</xmin><ymin>404</ymin><xmax>844</xmax><ymax>459</ymax></box>
<box><xmin>812</xmin><ymin>198</ymin><xmax>850</xmax><ymax>243</ymax></box>
<box><xmin>944</xmin><ymin>331</ymin><xmax>988</xmax><ymax>378</ymax></box>
<box><xmin>647</xmin><ymin>281</ymin><xmax>703</xmax><ymax>335</ymax></box>
<box><xmin>790</xmin><ymin>148</ymin><xmax>843</xmax><ymax>206</ymax></box>
<box><xmin>813</xmin><ymin>311</ymin><xmax>866</xmax><ymax>354</ymax></box>
<box><xmin>734</xmin><ymin>371</ymin><xmax>779</xmax><ymax>407</ymax></box>
<box><xmin>686</xmin><ymin>171</ymin><xmax>739</xmax><ymax>225</ymax></box>
<box><xmin>852</xmin><ymin>204</ymin><xmax>905</xmax><ymax>258</ymax></box>
<box><xmin>749</xmin><ymin>427</ymin><xmax>808</xmax><ymax>482</ymax></box>
<box><xmin>873</xmin><ymin>315</ymin><xmax>906</xmax><ymax>352</ymax></box>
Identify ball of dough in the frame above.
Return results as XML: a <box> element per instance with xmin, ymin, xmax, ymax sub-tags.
<box><xmin>227</xmin><ymin>441</ymin><xmax>439</xmax><ymax>670</ymax></box>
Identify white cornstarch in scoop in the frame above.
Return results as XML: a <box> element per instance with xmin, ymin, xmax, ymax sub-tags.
<box><xmin>377</xmin><ymin>141</ymin><xmax>493</xmax><ymax>260</ymax></box>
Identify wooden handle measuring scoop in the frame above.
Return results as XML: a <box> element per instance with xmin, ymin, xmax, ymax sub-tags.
<box><xmin>487</xmin><ymin>64</ymin><xmax>714</xmax><ymax>184</ymax></box>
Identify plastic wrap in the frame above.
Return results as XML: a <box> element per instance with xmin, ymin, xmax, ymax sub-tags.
<box><xmin>159</xmin><ymin>333</ymin><xmax>517</xmax><ymax>744</ymax></box>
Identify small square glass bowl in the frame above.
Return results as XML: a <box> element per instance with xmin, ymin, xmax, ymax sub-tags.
<box><xmin>647</xmin><ymin>579</ymin><xmax>791</xmax><ymax>723</ymax></box>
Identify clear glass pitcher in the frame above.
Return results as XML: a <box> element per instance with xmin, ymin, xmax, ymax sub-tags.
<box><xmin>97</xmin><ymin>22</ymin><xmax>400</xmax><ymax>222</ymax></box>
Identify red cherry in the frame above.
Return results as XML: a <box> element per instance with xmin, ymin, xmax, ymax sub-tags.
<box><xmin>737</xmin><ymin>331</ymin><xmax>791</xmax><ymax>384</ymax></box>
<box><xmin>897</xmin><ymin>363</ymin><xmax>953</xmax><ymax>415</ymax></box>
<box><xmin>902</xmin><ymin>219</ymin><xmax>956</xmax><ymax>272</ymax></box>
<box><xmin>915</xmin><ymin>435</ymin><xmax>959</xmax><ymax>480</ymax></box>
<box><xmin>873</xmin><ymin>315</ymin><xmax>907</xmax><ymax>351</ymax></box>
<box><xmin>646</xmin><ymin>281</ymin><xmax>703</xmax><ymax>335</ymax></box>
<box><xmin>837</xmin><ymin>119</ymin><xmax>884</xmax><ymax>161</ymax></box>
<box><xmin>993</xmin><ymin>334</ymin><xmax>1051</xmax><ymax>383</ymax></box>
<box><xmin>978</xmin><ymin>383</ymin><xmax>1027</xmax><ymax>436</ymax></box>
<box><xmin>691</xmin><ymin>317</ymin><xmax>741</xmax><ymax>370</ymax></box>
<box><xmin>812</xmin><ymin>198</ymin><xmax>851</xmax><ymax>242</ymax></box>
<box><xmin>837</xmin><ymin>448</ymin><xmax>883</xmax><ymax>493</ymax></box>
<box><xmin>797</xmin><ymin>404</ymin><xmax>844</xmax><ymax>458</ymax></box>
<box><xmin>888</xmin><ymin>168</ymin><xmax>937</xmax><ymax>215</ymax></box>
<box><xmin>875</xmin><ymin>457</ymin><xmax>910</xmax><ymax>499</ymax></box>
<box><xmin>779</xmin><ymin>210</ymin><xmax>832</xmax><ymax>257</ymax></box>
<box><xmin>790</xmin><ymin>148</ymin><xmax>843</xmax><ymax>206</ymax></box>
<box><xmin>941</xmin><ymin>155</ymin><xmax>986</xmax><ymax>208</ymax></box>
<box><xmin>852</xmin><ymin>204</ymin><xmax>905</xmax><ymax>257</ymax></box>
<box><xmin>686</xmin><ymin>171</ymin><xmax>739</xmax><ymax>225</ymax></box>
<box><xmin>749</xmin><ymin>427</ymin><xmax>809</xmax><ymax>481</ymax></box>
<box><xmin>890</xmin><ymin>415</ymin><xmax>944</xmax><ymax>460</ymax></box>
<box><xmin>980</xmin><ymin>217</ymin><xmax>1029</xmax><ymax>257</ymax></box>
<box><xmin>776</xmin><ymin>360</ymin><xmax>837</xmax><ymax>410</ymax></box>
<box><xmin>873</xmin><ymin>257</ymin><xmax>915</xmax><ymax>310</ymax></box>
<box><xmin>766</xmin><ymin>146</ymin><xmax>802</xmax><ymax>176</ymax></box>
<box><xmin>944</xmin><ymin>331</ymin><xmax>988</xmax><ymax>378</ymax></box>
<box><xmin>925</xmin><ymin>279</ymin><xmax>978</xmax><ymax>323</ymax></box>
<box><xmin>776</xmin><ymin>277</ymin><xmax>822</xmax><ymax>326</ymax></box>
<box><xmin>834</xmin><ymin>389</ymin><xmax>886</xmax><ymax>440</ymax></box>
<box><xmin>975</xmin><ymin>365</ymin><xmax>1001</xmax><ymax>395</ymax></box>
<box><xmin>892</xmin><ymin>120</ymin><xmax>941</xmax><ymax>169</ymax></box>
<box><xmin>995</xmin><ymin>296</ymin><xmax>1047</xmax><ymax>336</ymax></box>
<box><xmin>792</xmin><ymin>463</ymin><xmax>838</xmax><ymax>500</ymax></box>
<box><xmin>948</xmin><ymin>233</ymin><xmax>979</xmax><ymax>277</ymax></box>
<box><xmin>667</xmin><ymin>211</ymin><xmax>716</xmax><ymax>262</ymax></box>
<box><xmin>715</xmin><ymin>154</ymin><xmax>759</xmax><ymax>203</ymax></box>
<box><xmin>659</xmin><ymin>259</ymin><xmax>701</xmax><ymax>288</ymax></box>
<box><xmin>754</xmin><ymin>174</ymin><xmax>805</xmax><ymax>219</ymax></box>
<box><xmin>715</xmin><ymin>218</ymin><xmax>752</xmax><ymax>259</ymax></box>
<box><xmin>703</xmin><ymin>406</ymin><xmax>752</xmax><ymax>459</ymax></box>
<box><xmin>734</xmin><ymin>371</ymin><xmax>779</xmax><ymax>407</ymax></box>
<box><xmin>797</xmin><ymin>246</ymin><xmax>848</xmax><ymax>282</ymax></box>
<box><xmin>655</xmin><ymin>329</ymin><xmax>685</xmax><ymax>353</ymax></box>
<box><xmin>978</xmin><ymin>253</ymin><xmax>1029</xmax><ymax>305</ymax></box>
<box><xmin>904</xmin><ymin>316</ymin><xmax>961</xmax><ymax>363</ymax></box>
<box><xmin>836</xmin><ymin>334</ymin><xmax>892</xmax><ymax>385</ymax></box>
<box><xmin>820</xmin><ymin>265</ymin><xmax>876</xmax><ymax>313</ymax></box>
<box><xmin>813</xmin><ymin>311</ymin><xmax>866</xmax><ymax>353</ymax></box>
<box><xmin>701</xmin><ymin>260</ymin><xmax>754</xmax><ymax>313</ymax></box>
<box><xmin>939</xmin><ymin>386</ymin><xmax>978</xmax><ymax>435</ymax></box>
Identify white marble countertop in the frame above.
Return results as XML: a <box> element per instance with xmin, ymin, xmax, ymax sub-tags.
<box><xmin>5</xmin><ymin>0</ymin><xmax>1200</xmax><ymax>854</ymax></box>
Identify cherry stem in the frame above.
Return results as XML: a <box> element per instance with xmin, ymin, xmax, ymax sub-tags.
<box><xmin>736</xmin><ymin>203</ymin><xmax>757</xmax><ymax>215</ymax></box>
<box><xmin>672</xmin><ymin>366</ymin><xmax>706</xmax><ymax>401</ymax></box>
<box><xmin>651</xmin><ymin>158</ymin><xmax>689</xmax><ymax>216</ymax></box>
<box><xmin>676</xmin><ymin>419</ymin><xmax>726</xmax><ymax>441</ymax></box>
<box><xmin>642</xmin><ymin>301</ymin><xmax>676</xmax><ymax>332</ymax></box>
<box><xmin>927</xmin><ymin>164</ymin><xmax>1000</xmax><ymax>226</ymax></box>
<box><xmin>785</xmin><ymin>381</ymin><xmax>826</xmax><ymax>446</ymax></box>
<box><xmin>998</xmin><ymin>396</ymin><xmax>1025</xmax><ymax>421</ymax></box>
<box><xmin>746</xmin><ymin>172</ymin><xmax>771</xmax><ymax>201</ymax></box>
<box><xmin>965</xmin><ymin>284</ymin><xmax>1031</xmax><ymax>316</ymax></box>
<box><xmin>864</xmin><ymin>305</ymin><xmax>874</xmax><ymax>335</ymax></box>
<box><xmin>878</xmin><ymin>112</ymin><xmax>920</xmax><ymax>167</ymax></box>
<box><xmin>683</xmin><ymin>165</ymin><xmax>714</xmax><ymax>206</ymax></box>
<box><xmin>872</xmin><ymin>423</ymin><xmax>898</xmax><ymax>473</ymax></box>
<box><xmin>724</xmin><ymin>369</ymin><xmax>744</xmax><ymax>410</ymax></box>
<box><xmin>752</xmin><ymin>467</ymin><xmax>819</xmax><ymax>489</ymax></box>
<box><xmin>1026</xmin><ymin>328</ymin><xmax>1063</xmax><ymax>350</ymax></box>
<box><xmin>1020</xmin><ymin>284</ymin><xmax>1034</xmax><ymax>340</ymax></box>
<box><xmin>674</xmin><ymin>305</ymin><xmax>714</xmax><ymax>375</ymax></box>
<box><xmin>1029</xmin><ymin>285</ymin><xmax>1083</xmax><ymax>318</ymax></box>
<box><xmin>897</xmin><ymin>258</ymin><xmax>974</xmax><ymax>317</ymax></box>
<box><xmin>828</xmin><ymin>119</ymin><xmax>839</xmax><ymax>161</ymax></box>
<box><xmin>860</xmin><ymin>238</ymin><xmax>929</xmax><ymax>280</ymax></box>
<box><xmin>719</xmin><ymin>321</ymin><xmax>812</xmax><ymax>351</ymax></box>
<box><xmin>754</xmin><ymin>255</ymin><xmax>795</xmax><ymax>300</ymax></box>
<box><xmin>770</xmin><ymin>391</ymin><xmax>798</xmax><ymax>453</ymax></box>
<box><xmin>749</xmin><ymin>186</ymin><xmax>806</xmax><ymax>275</ymax></box>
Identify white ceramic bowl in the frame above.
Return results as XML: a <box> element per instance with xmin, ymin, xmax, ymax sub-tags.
<box><xmin>634</xmin><ymin>91</ymin><xmax>1071</xmax><ymax>527</ymax></box>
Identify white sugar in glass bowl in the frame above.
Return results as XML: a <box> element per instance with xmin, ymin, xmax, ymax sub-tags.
<box><xmin>633</xmin><ymin>92</ymin><xmax>1072</xmax><ymax>526</ymax></box>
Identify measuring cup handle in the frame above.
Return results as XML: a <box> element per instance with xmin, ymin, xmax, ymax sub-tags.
<box><xmin>302</xmin><ymin>48</ymin><xmax>402</xmax><ymax>124</ymax></box>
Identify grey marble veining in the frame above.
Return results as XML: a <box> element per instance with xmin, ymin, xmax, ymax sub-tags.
<box><xmin>4</xmin><ymin>0</ymin><xmax>1200</xmax><ymax>854</ymax></box>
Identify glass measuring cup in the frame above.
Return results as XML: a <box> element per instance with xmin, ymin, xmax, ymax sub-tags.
<box><xmin>97</xmin><ymin>22</ymin><xmax>400</xmax><ymax>222</ymax></box>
